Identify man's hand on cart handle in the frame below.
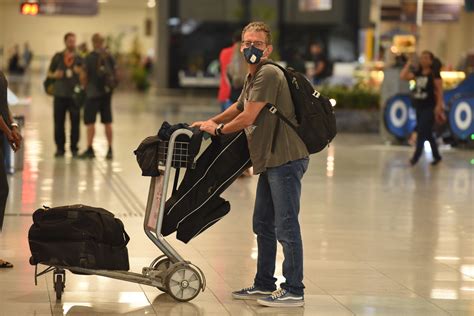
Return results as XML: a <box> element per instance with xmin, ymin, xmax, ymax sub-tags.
<box><xmin>190</xmin><ymin>121</ymin><xmax>203</xmax><ymax>128</ymax></box>
<box><xmin>191</xmin><ymin>119</ymin><xmax>215</xmax><ymax>128</ymax></box>
<box><xmin>198</xmin><ymin>120</ymin><xmax>218</xmax><ymax>136</ymax></box>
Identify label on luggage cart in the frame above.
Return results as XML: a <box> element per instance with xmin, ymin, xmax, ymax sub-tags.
<box><xmin>147</xmin><ymin>176</ymin><xmax>164</xmax><ymax>232</ymax></box>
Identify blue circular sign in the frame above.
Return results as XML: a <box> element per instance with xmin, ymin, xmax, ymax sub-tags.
<box><xmin>384</xmin><ymin>95</ymin><xmax>417</xmax><ymax>139</ymax></box>
<box><xmin>449</xmin><ymin>97</ymin><xmax>474</xmax><ymax>140</ymax></box>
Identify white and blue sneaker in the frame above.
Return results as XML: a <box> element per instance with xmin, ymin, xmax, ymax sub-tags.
<box><xmin>257</xmin><ymin>288</ymin><xmax>305</xmax><ymax>307</ymax></box>
<box><xmin>232</xmin><ymin>285</ymin><xmax>274</xmax><ymax>300</ymax></box>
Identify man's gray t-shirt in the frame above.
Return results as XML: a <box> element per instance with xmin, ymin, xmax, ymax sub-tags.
<box><xmin>237</xmin><ymin>63</ymin><xmax>309</xmax><ymax>174</ymax></box>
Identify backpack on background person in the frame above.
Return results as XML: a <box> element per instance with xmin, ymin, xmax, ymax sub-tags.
<box><xmin>97</xmin><ymin>52</ymin><xmax>117</xmax><ymax>93</ymax></box>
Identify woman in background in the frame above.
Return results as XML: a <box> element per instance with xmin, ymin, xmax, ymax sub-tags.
<box><xmin>400</xmin><ymin>51</ymin><xmax>445</xmax><ymax>166</ymax></box>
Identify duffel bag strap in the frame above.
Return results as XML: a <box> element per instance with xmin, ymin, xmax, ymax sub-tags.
<box><xmin>123</xmin><ymin>229</ymin><xmax>130</xmax><ymax>246</ymax></box>
<box><xmin>115</xmin><ymin>219</ymin><xmax>130</xmax><ymax>247</ymax></box>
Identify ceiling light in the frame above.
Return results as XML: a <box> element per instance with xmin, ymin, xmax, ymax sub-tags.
<box><xmin>147</xmin><ymin>0</ymin><xmax>156</xmax><ymax>8</ymax></box>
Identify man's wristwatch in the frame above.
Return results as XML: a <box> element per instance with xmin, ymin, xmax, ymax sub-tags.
<box><xmin>215</xmin><ymin>123</ymin><xmax>224</xmax><ymax>136</ymax></box>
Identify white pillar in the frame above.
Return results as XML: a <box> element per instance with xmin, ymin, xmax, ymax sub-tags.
<box><xmin>156</xmin><ymin>0</ymin><xmax>170</xmax><ymax>89</ymax></box>
<box><xmin>374</xmin><ymin>0</ymin><xmax>382</xmax><ymax>61</ymax></box>
<box><xmin>416</xmin><ymin>0</ymin><xmax>424</xmax><ymax>28</ymax></box>
<box><xmin>416</xmin><ymin>0</ymin><xmax>424</xmax><ymax>54</ymax></box>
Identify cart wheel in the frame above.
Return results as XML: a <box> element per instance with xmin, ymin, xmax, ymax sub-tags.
<box><xmin>153</xmin><ymin>258</ymin><xmax>171</xmax><ymax>292</ymax></box>
<box><xmin>53</xmin><ymin>269</ymin><xmax>65</xmax><ymax>300</ymax></box>
<box><xmin>153</xmin><ymin>258</ymin><xmax>171</xmax><ymax>272</ymax></box>
<box><xmin>165</xmin><ymin>264</ymin><xmax>202</xmax><ymax>302</ymax></box>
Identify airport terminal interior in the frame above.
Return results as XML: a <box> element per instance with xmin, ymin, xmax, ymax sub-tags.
<box><xmin>1</xmin><ymin>0</ymin><xmax>474</xmax><ymax>315</ymax></box>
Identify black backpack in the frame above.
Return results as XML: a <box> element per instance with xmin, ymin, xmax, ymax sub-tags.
<box><xmin>133</xmin><ymin>125</ymin><xmax>202</xmax><ymax>176</ymax></box>
<box><xmin>263</xmin><ymin>62</ymin><xmax>337</xmax><ymax>154</ymax></box>
<box><xmin>133</xmin><ymin>135</ymin><xmax>163</xmax><ymax>177</ymax></box>
<box><xmin>97</xmin><ymin>52</ymin><xmax>118</xmax><ymax>93</ymax></box>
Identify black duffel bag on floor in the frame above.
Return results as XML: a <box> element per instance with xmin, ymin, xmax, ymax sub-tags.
<box><xmin>28</xmin><ymin>204</ymin><xmax>130</xmax><ymax>270</ymax></box>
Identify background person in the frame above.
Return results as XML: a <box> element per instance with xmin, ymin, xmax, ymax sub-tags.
<box><xmin>217</xmin><ymin>34</ymin><xmax>234</xmax><ymax>112</ymax></box>
<box><xmin>7</xmin><ymin>45</ymin><xmax>24</xmax><ymax>75</ymax></box>
<box><xmin>80</xmin><ymin>33</ymin><xmax>116</xmax><ymax>160</ymax></box>
<box><xmin>77</xmin><ymin>42</ymin><xmax>89</xmax><ymax>59</ymax></box>
<box><xmin>400</xmin><ymin>51</ymin><xmax>445</xmax><ymax>166</ymax></box>
<box><xmin>0</xmin><ymin>71</ymin><xmax>23</xmax><ymax>268</ymax></box>
<box><xmin>47</xmin><ymin>32</ymin><xmax>82</xmax><ymax>157</ymax></box>
<box><xmin>22</xmin><ymin>42</ymin><xmax>33</xmax><ymax>73</ymax></box>
<box><xmin>308</xmin><ymin>42</ymin><xmax>330</xmax><ymax>85</ymax></box>
<box><xmin>226</xmin><ymin>31</ymin><xmax>248</xmax><ymax>104</ymax></box>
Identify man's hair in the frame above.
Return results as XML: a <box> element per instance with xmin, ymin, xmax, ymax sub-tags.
<box><xmin>92</xmin><ymin>33</ymin><xmax>104</xmax><ymax>44</ymax></box>
<box><xmin>421</xmin><ymin>50</ymin><xmax>442</xmax><ymax>73</ymax></box>
<box><xmin>241</xmin><ymin>22</ymin><xmax>272</xmax><ymax>45</ymax></box>
<box><xmin>421</xmin><ymin>50</ymin><xmax>434</xmax><ymax>61</ymax></box>
<box><xmin>64</xmin><ymin>32</ymin><xmax>75</xmax><ymax>42</ymax></box>
<box><xmin>310</xmin><ymin>42</ymin><xmax>324</xmax><ymax>49</ymax></box>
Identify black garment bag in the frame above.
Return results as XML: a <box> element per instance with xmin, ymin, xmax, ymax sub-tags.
<box><xmin>162</xmin><ymin>131</ymin><xmax>251</xmax><ymax>243</ymax></box>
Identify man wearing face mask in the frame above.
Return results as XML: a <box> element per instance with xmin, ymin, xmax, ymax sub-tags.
<box><xmin>192</xmin><ymin>22</ymin><xmax>309</xmax><ymax>307</ymax></box>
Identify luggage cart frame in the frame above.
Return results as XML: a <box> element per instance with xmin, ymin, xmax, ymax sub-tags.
<box><xmin>33</xmin><ymin>129</ymin><xmax>206</xmax><ymax>302</ymax></box>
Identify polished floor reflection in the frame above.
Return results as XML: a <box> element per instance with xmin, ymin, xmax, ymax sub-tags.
<box><xmin>0</xmin><ymin>75</ymin><xmax>473</xmax><ymax>315</ymax></box>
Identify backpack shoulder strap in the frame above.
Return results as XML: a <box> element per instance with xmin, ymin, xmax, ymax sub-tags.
<box><xmin>259</xmin><ymin>61</ymin><xmax>298</xmax><ymax>131</ymax></box>
<box><xmin>264</xmin><ymin>103</ymin><xmax>298</xmax><ymax>132</ymax></box>
<box><xmin>259</xmin><ymin>62</ymin><xmax>304</xmax><ymax>151</ymax></box>
<box><xmin>262</xmin><ymin>60</ymin><xmax>287</xmax><ymax>74</ymax></box>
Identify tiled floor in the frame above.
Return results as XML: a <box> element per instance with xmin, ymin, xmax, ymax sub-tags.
<box><xmin>1</xmin><ymin>75</ymin><xmax>473</xmax><ymax>315</ymax></box>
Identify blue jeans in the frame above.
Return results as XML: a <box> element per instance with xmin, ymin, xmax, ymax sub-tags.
<box><xmin>253</xmin><ymin>157</ymin><xmax>309</xmax><ymax>296</ymax></box>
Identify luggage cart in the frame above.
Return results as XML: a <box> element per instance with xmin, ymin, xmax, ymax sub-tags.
<box><xmin>33</xmin><ymin>129</ymin><xmax>206</xmax><ymax>302</ymax></box>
